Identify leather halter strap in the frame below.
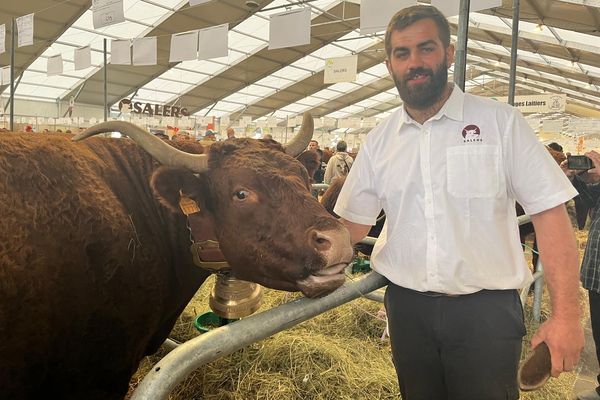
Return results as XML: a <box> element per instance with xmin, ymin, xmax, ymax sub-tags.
<box><xmin>179</xmin><ymin>196</ymin><xmax>229</xmax><ymax>271</ymax></box>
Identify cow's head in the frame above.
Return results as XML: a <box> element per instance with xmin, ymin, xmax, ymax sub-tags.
<box><xmin>73</xmin><ymin>114</ymin><xmax>353</xmax><ymax>298</ymax></box>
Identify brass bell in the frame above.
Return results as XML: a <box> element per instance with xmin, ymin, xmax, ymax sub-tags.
<box><xmin>209</xmin><ymin>273</ymin><xmax>263</xmax><ymax>319</ymax></box>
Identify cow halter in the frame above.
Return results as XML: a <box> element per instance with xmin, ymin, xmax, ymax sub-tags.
<box><xmin>179</xmin><ymin>196</ymin><xmax>229</xmax><ymax>271</ymax></box>
<box><xmin>179</xmin><ymin>195</ymin><xmax>263</xmax><ymax>319</ymax></box>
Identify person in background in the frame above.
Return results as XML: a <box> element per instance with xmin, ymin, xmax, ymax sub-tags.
<box><xmin>307</xmin><ymin>139</ymin><xmax>326</xmax><ymax>183</ymax></box>
<box><xmin>262</xmin><ymin>133</ymin><xmax>273</xmax><ymax>140</ymax></box>
<box><xmin>564</xmin><ymin>150</ymin><xmax>600</xmax><ymax>400</ymax></box>
<box><xmin>333</xmin><ymin>5</ymin><xmax>583</xmax><ymax>400</ymax></box>
<box><xmin>226</xmin><ymin>127</ymin><xmax>236</xmax><ymax>140</ymax></box>
<box><xmin>324</xmin><ymin>140</ymin><xmax>353</xmax><ymax>184</ymax></box>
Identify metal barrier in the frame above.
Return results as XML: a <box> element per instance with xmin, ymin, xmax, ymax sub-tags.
<box><xmin>131</xmin><ymin>272</ymin><xmax>389</xmax><ymax>400</ymax></box>
<box><xmin>140</xmin><ymin>194</ymin><xmax>543</xmax><ymax>399</ymax></box>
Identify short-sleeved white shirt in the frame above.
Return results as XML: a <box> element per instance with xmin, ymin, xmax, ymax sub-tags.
<box><xmin>334</xmin><ymin>86</ymin><xmax>577</xmax><ymax>294</ymax></box>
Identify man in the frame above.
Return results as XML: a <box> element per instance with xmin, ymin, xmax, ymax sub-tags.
<box><xmin>564</xmin><ymin>150</ymin><xmax>600</xmax><ymax>400</ymax></box>
<box><xmin>307</xmin><ymin>140</ymin><xmax>326</xmax><ymax>183</ymax></box>
<box><xmin>324</xmin><ymin>140</ymin><xmax>353</xmax><ymax>184</ymax></box>
<box><xmin>226</xmin><ymin>127</ymin><xmax>236</xmax><ymax>140</ymax></box>
<box><xmin>333</xmin><ymin>5</ymin><xmax>583</xmax><ymax>399</ymax></box>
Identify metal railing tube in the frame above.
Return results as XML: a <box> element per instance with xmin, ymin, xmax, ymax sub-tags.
<box><xmin>131</xmin><ymin>272</ymin><xmax>389</xmax><ymax>400</ymax></box>
<box><xmin>363</xmin><ymin>289</ymin><xmax>385</xmax><ymax>303</ymax></box>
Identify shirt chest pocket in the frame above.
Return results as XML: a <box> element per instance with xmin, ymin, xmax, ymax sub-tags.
<box><xmin>447</xmin><ymin>145</ymin><xmax>502</xmax><ymax>198</ymax></box>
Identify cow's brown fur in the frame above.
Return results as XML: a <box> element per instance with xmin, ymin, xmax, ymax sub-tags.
<box><xmin>0</xmin><ymin>134</ymin><xmax>208</xmax><ymax>399</ymax></box>
<box><xmin>0</xmin><ymin>133</ymin><xmax>350</xmax><ymax>399</ymax></box>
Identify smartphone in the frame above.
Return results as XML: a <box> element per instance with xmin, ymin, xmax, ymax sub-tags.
<box><xmin>567</xmin><ymin>155</ymin><xmax>593</xmax><ymax>170</ymax></box>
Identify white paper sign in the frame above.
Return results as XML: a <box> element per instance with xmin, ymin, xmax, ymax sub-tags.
<box><xmin>220</xmin><ymin>115</ymin><xmax>230</xmax><ymax>127</ymax></box>
<box><xmin>1</xmin><ymin>66</ymin><xmax>10</xmax><ymax>85</ymax></box>
<box><xmin>471</xmin><ymin>0</ymin><xmax>502</xmax><ymax>13</ymax></box>
<box><xmin>47</xmin><ymin>54</ymin><xmax>63</xmax><ymax>76</ymax></box>
<box><xmin>360</xmin><ymin>0</ymin><xmax>415</xmax><ymax>35</ymax></box>
<box><xmin>17</xmin><ymin>14</ymin><xmax>34</xmax><ymax>48</ymax></box>
<box><xmin>170</xmin><ymin>31</ymin><xmax>198</xmax><ymax>62</ymax></box>
<box><xmin>92</xmin><ymin>0</ymin><xmax>125</xmax><ymax>29</ymax></box>
<box><xmin>111</xmin><ymin>39</ymin><xmax>131</xmax><ymax>65</ymax></box>
<box><xmin>133</xmin><ymin>37</ymin><xmax>157</xmax><ymax>66</ymax></box>
<box><xmin>0</xmin><ymin>24</ymin><xmax>5</xmax><ymax>54</ymax></box>
<box><xmin>363</xmin><ymin>117</ymin><xmax>377</xmax><ymax>128</ymax></box>
<box><xmin>323</xmin><ymin>117</ymin><xmax>337</xmax><ymax>128</ymax></box>
<box><xmin>541</xmin><ymin>119</ymin><xmax>564</xmax><ymax>133</ymax></box>
<box><xmin>269</xmin><ymin>8</ymin><xmax>311</xmax><ymax>50</ymax></box>
<box><xmin>198</xmin><ymin>24</ymin><xmax>229</xmax><ymax>60</ymax></box>
<box><xmin>324</xmin><ymin>55</ymin><xmax>358</xmax><ymax>84</ymax></box>
<box><xmin>266</xmin><ymin>116</ymin><xmax>278</xmax><ymax>127</ymax></box>
<box><xmin>431</xmin><ymin>0</ymin><xmax>460</xmax><ymax>17</ymax></box>
<box><xmin>74</xmin><ymin>45</ymin><xmax>92</xmax><ymax>70</ymax></box>
<box><xmin>189</xmin><ymin>0</ymin><xmax>212</xmax><ymax>5</ymax></box>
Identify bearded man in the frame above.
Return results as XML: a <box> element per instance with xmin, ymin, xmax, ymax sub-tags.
<box><xmin>333</xmin><ymin>5</ymin><xmax>583</xmax><ymax>400</ymax></box>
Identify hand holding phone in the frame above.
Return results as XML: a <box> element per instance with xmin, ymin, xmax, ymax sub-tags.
<box><xmin>567</xmin><ymin>155</ymin><xmax>593</xmax><ymax>170</ymax></box>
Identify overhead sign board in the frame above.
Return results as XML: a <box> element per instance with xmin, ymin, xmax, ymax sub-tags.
<box><xmin>493</xmin><ymin>94</ymin><xmax>567</xmax><ymax>113</ymax></box>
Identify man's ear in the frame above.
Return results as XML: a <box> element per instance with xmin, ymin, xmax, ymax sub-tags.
<box><xmin>385</xmin><ymin>58</ymin><xmax>392</xmax><ymax>75</ymax></box>
<box><xmin>150</xmin><ymin>166</ymin><xmax>211</xmax><ymax>213</ymax></box>
<box><xmin>446</xmin><ymin>43</ymin><xmax>455</xmax><ymax>68</ymax></box>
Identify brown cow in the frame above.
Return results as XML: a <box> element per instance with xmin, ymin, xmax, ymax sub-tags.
<box><xmin>0</xmin><ymin>113</ymin><xmax>353</xmax><ymax>400</ymax></box>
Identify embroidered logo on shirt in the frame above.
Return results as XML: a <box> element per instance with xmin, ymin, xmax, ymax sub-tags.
<box><xmin>462</xmin><ymin>124</ymin><xmax>482</xmax><ymax>142</ymax></box>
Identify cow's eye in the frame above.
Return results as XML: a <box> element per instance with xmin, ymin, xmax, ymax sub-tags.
<box><xmin>233</xmin><ymin>190</ymin><xmax>249</xmax><ymax>201</ymax></box>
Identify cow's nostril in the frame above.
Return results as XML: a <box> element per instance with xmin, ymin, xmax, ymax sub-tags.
<box><xmin>310</xmin><ymin>230</ymin><xmax>332</xmax><ymax>252</ymax></box>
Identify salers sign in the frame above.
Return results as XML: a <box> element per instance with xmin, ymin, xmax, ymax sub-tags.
<box><xmin>118</xmin><ymin>98</ymin><xmax>189</xmax><ymax>117</ymax></box>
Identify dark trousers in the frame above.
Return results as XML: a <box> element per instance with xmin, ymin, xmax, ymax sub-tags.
<box><xmin>384</xmin><ymin>284</ymin><xmax>526</xmax><ymax>400</ymax></box>
<box><xmin>588</xmin><ymin>290</ymin><xmax>600</xmax><ymax>392</ymax></box>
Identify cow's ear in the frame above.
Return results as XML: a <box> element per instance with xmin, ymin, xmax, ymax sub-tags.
<box><xmin>151</xmin><ymin>166</ymin><xmax>210</xmax><ymax>213</ymax></box>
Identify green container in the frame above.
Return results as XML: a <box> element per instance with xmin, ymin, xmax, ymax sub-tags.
<box><xmin>194</xmin><ymin>311</ymin><xmax>237</xmax><ymax>333</ymax></box>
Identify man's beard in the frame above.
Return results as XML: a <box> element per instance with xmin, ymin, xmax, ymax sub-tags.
<box><xmin>393</xmin><ymin>60</ymin><xmax>449</xmax><ymax>110</ymax></box>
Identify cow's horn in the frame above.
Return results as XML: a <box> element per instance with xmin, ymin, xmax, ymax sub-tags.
<box><xmin>73</xmin><ymin>121</ymin><xmax>208</xmax><ymax>173</ymax></box>
<box><xmin>284</xmin><ymin>112</ymin><xmax>314</xmax><ymax>157</ymax></box>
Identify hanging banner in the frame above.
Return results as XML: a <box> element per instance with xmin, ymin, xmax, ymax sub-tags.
<box><xmin>170</xmin><ymin>31</ymin><xmax>198</xmax><ymax>62</ymax></box>
<box><xmin>0</xmin><ymin>66</ymin><xmax>10</xmax><ymax>85</ymax></box>
<box><xmin>324</xmin><ymin>55</ymin><xmax>358</xmax><ymax>84</ymax></box>
<box><xmin>92</xmin><ymin>0</ymin><xmax>125</xmax><ymax>29</ymax></box>
<box><xmin>471</xmin><ymin>0</ymin><xmax>502</xmax><ymax>13</ymax></box>
<box><xmin>494</xmin><ymin>94</ymin><xmax>567</xmax><ymax>113</ymax></box>
<box><xmin>269</xmin><ymin>8</ymin><xmax>311</xmax><ymax>50</ymax></box>
<box><xmin>541</xmin><ymin>119</ymin><xmax>564</xmax><ymax>133</ymax></box>
<box><xmin>133</xmin><ymin>37</ymin><xmax>157</xmax><ymax>66</ymax></box>
<box><xmin>16</xmin><ymin>14</ymin><xmax>34</xmax><ymax>48</ymax></box>
<box><xmin>0</xmin><ymin>24</ymin><xmax>5</xmax><ymax>55</ymax></box>
<box><xmin>198</xmin><ymin>24</ymin><xmax>229</xmax><ymax>60</ymax></box>
<box><xmin>111</xmin><ymin>39</ymin><xmax>131</xmax><ymax>65</ymax></box>
<box><xmin>360</xmin><ymin>0</ymin><xmax>415</xmax><ymax>35</ymax></box>
<box><xmin>47</xmin><ymin>54</ymin><xmax>63</xmax><ymax>76</ymax></box>
<box><xmin>74</xmin><ymin>45</ymin><xmax>92</xmax><ymax>70</ymax></box>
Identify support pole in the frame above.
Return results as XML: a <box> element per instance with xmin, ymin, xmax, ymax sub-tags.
<box><xmin>453</xmin><ymin>0</ymin><xmax>470</xmax><ymax>90</ymax></box>
<box><xmin>10</xmin><ymin>19</ymin><xmax>16</xmax><ymax>131</ymax></box>
<box><xmin>508</xmin><ymin>0</ymin><xmax>520</xmax><ymax>106</ymax></box>
<box><xmin>103</xmin><ymin>38</ymin><xmax>108</xmax><ymax>122</ymax></box>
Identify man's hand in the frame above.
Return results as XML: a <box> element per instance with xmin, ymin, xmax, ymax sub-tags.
<box><xmin>531</xmin><ymin>316</ymin><xmax>584</xmax><ymax>377</ymax></box>
<box><xmin>584</xmin><ymin>150</ymin><xmax>600</xmax><ymax>183</ymax></box>
<box><xmin>560</xmin><ymin>152</ymin><xmax>584</xmax><ymax>180</ymax></box>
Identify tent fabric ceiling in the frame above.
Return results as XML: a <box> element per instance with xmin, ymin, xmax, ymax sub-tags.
<box><xmin>1</xmin><ymin>0</ymin><xmax>600</xmax><ymax>123</ymax></box>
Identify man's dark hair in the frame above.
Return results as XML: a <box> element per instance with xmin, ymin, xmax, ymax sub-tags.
<box><xmin>385</xmin><ymin>5</ymin><xmax>451</xmax><ymax>58</ymax></box>
<box><xmin>547</xmin><ymin>142</ymin><xmax>563</xmax><ymax>152</ymax></box>
<box><xmin>336</xmin><ymin>140</ymin><xmax>347</xmax><ymax>152</ymax></box>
